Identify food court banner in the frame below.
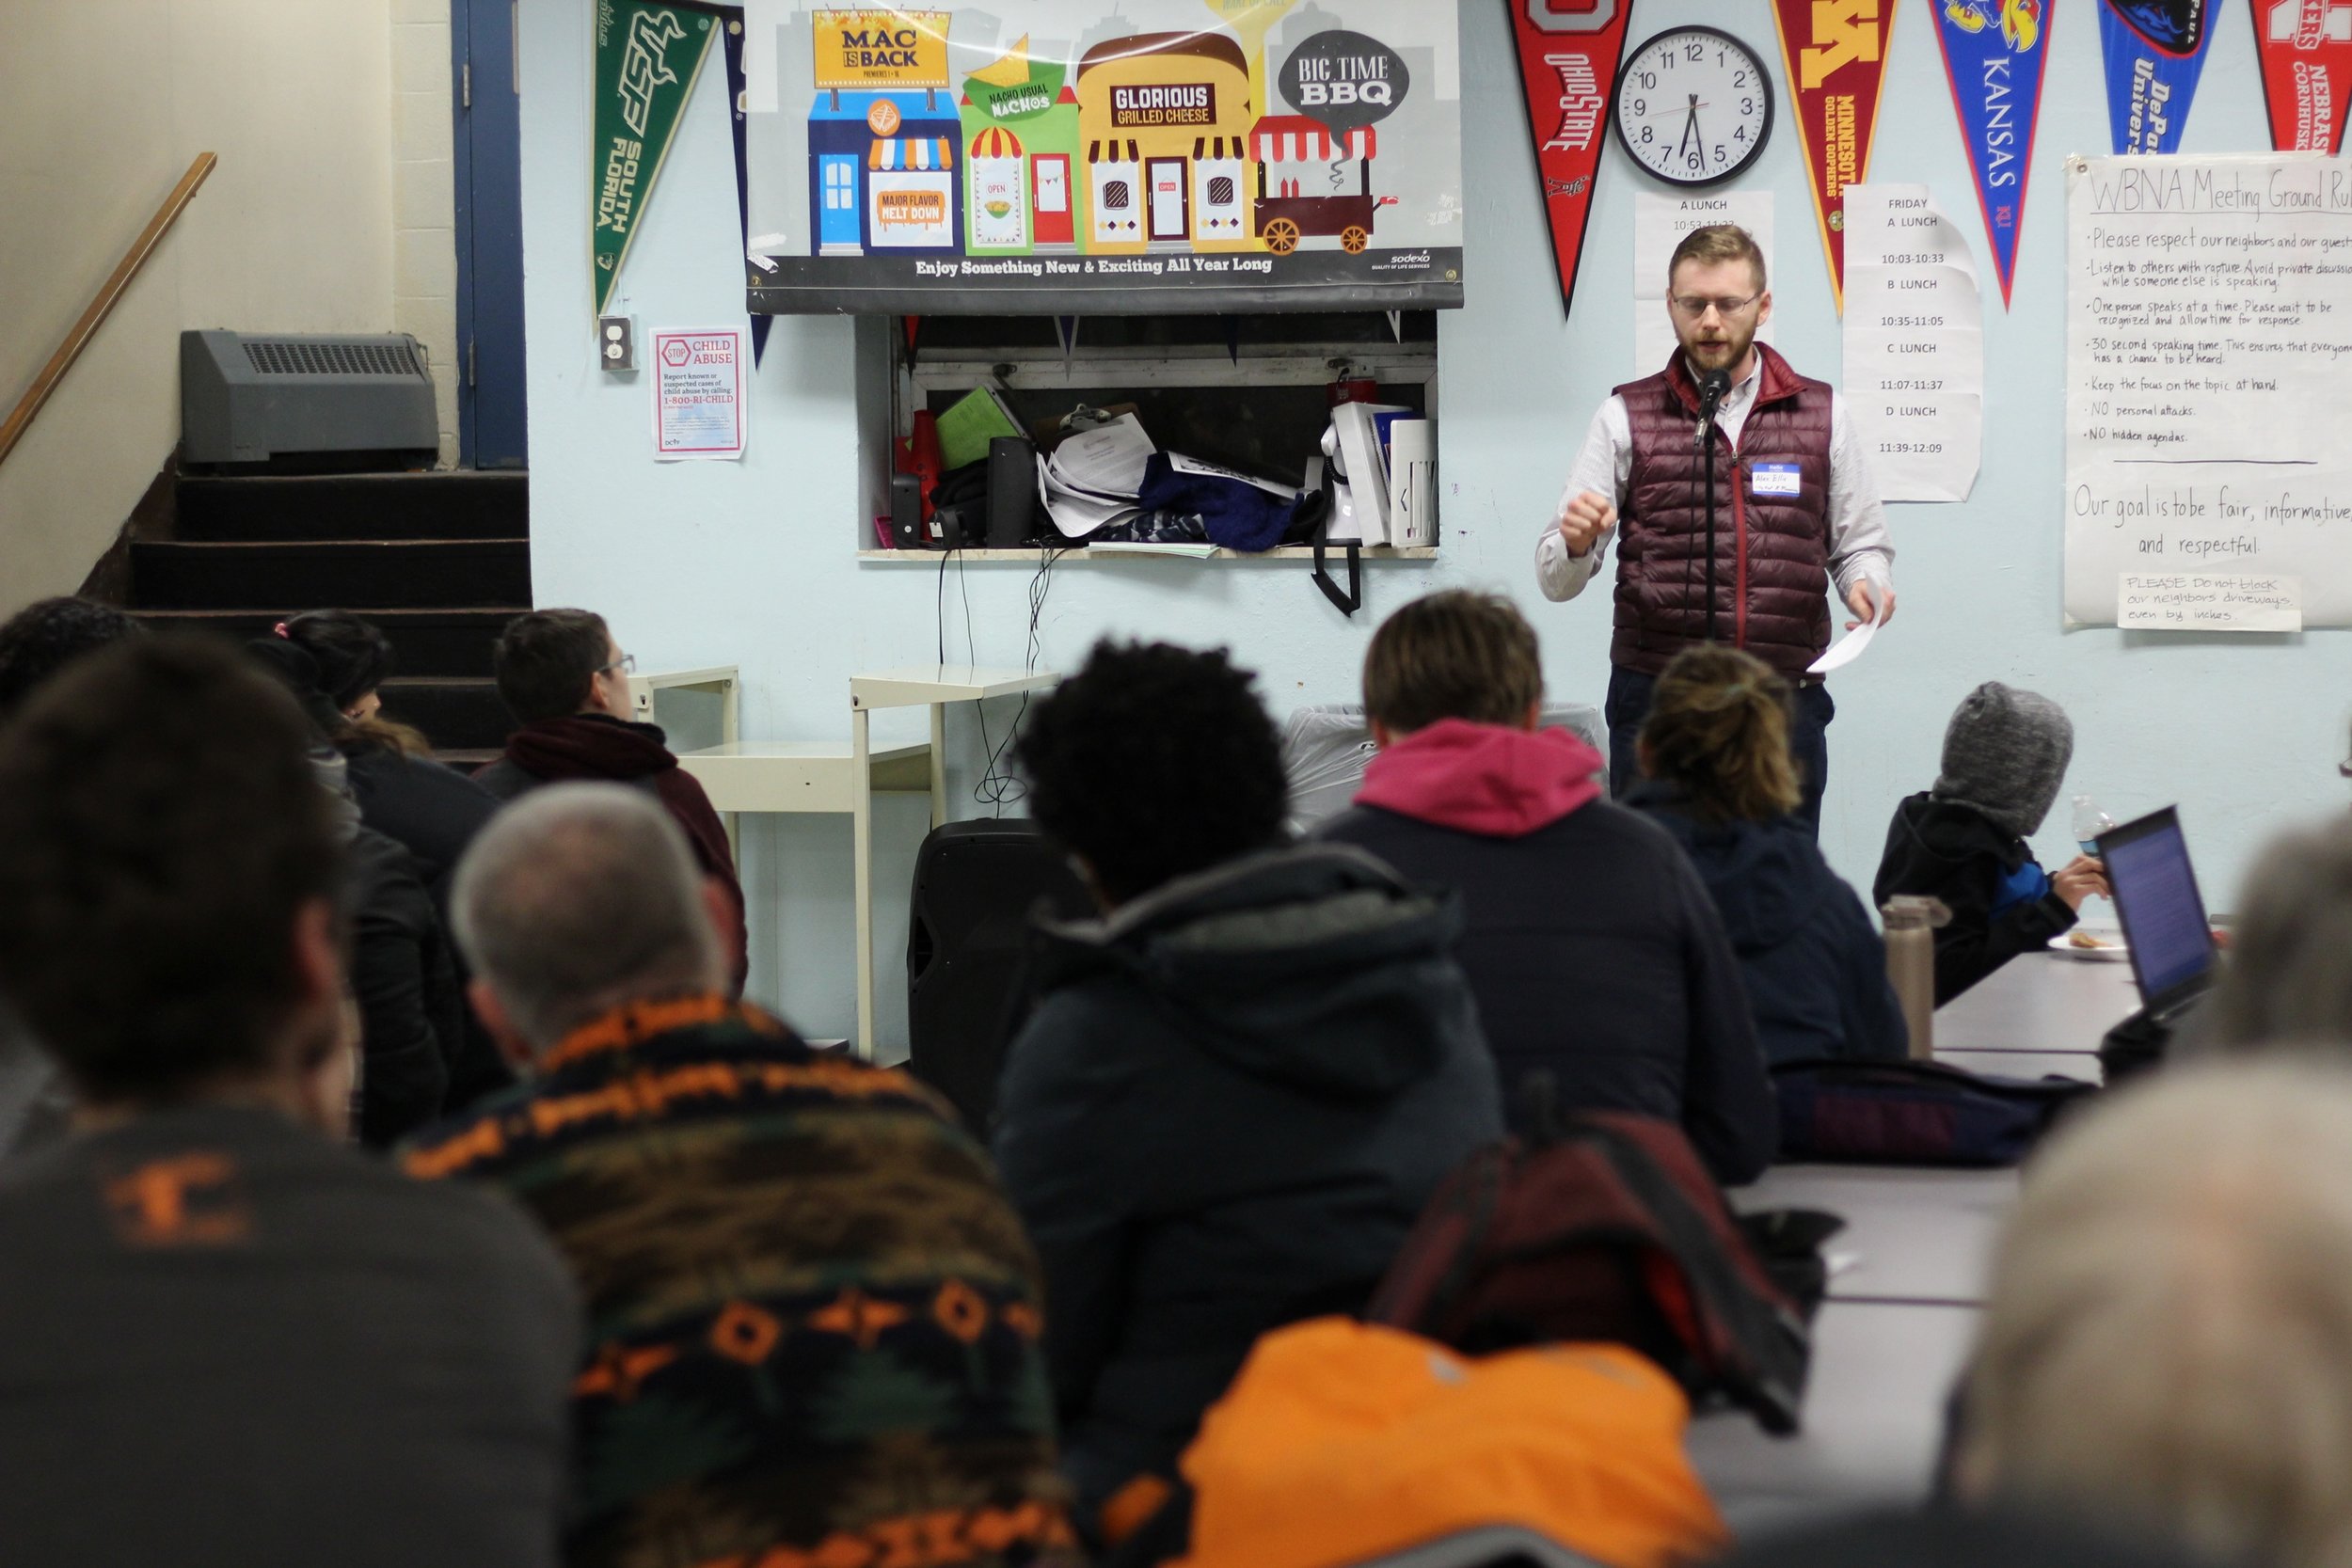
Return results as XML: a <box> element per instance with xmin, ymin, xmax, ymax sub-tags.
<box><xmin>739</xmin><ymin>2</ymin><xmax>1465</xmax><ymax>314</ymax></box>
<box><xmin>1509</xmin><ymin>1</ymin><xmax>1635</xmax><ymax>321</ymax></box>
<box><xmin>595</xmin><ymin>1</ymin><xmax>723</xmax><ymax>315</ymax></box>
<box><xmin>1771</xmin><ymin>0</ymin><xmax>1899</xmax><ymax>313</ymax></box>
<box><xmin>2252</xmin><ymin>0</ymin><xmax>2352</xmax><ymax>151</ymax></box>
<box><xmin>2098</xmin><ymin>0</ymin><xmax>2220</xmax><ymax>154</ymax></box>
<box><xmin>1932</xmin><ymin>1</ymin><xmax>2051</xmax><ymax>307</ymax></box>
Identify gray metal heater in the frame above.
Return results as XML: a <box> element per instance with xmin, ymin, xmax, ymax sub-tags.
<box><xmin>180</xmin><ymin>329</ymin><xmax>437</xmax><ymax>467</ymax></box>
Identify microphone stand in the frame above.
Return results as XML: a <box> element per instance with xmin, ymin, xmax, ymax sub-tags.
<box><xmin>1693</xmin><ymin>373</ymin><xmax>1728</xmax><ymax>644</ymax></box>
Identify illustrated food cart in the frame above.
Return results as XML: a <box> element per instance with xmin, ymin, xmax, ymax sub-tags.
<box><xmin>1248</xmin><ymin>115</ymin><xmax>1396</xmax><ymax>255</ymax></box>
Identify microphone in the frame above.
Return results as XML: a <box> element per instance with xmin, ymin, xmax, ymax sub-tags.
<box><xmin>1695</xmin><ymin>368</ymin><xmax>1731</xmax><ymax>441</ymax></box>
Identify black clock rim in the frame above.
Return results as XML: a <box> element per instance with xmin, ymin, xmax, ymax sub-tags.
<box><xmin>1611</xmin><ymin>24</ymin><xmax>1776</xmax><ymax>191</ymax></box>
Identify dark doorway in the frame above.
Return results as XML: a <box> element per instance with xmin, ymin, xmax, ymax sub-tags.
<box><xmin>453</xmin><ymin>0</ymin><xmax>528</xmax><ymax>468</ymax></box>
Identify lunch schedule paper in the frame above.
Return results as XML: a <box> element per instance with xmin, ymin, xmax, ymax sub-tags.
<box><xmin>2065</xmin><ymin>153</ymin><xmax>2352</xmax><ymax>626</ymax></box>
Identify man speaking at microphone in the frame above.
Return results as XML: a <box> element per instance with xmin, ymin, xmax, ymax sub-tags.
<box><xmin>1536</xmin><ymin>224</ymin><xmax>1894</xmax><ymax>836</ymax></box>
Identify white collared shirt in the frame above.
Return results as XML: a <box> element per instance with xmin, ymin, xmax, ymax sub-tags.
<box><xmin>1534</xmin><ymin>356</ymin><xmax>1895</xmax><ymax>604</ymax></box>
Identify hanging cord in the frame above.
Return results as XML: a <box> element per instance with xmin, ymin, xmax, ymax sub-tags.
<box><xmin>954</xmin><ymin>543</ymin><xmax>1068</xmax><ymax>814</ymax></box>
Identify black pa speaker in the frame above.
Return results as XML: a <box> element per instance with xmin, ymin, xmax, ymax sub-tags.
<box><xmin>907</xmin><ymin>819</ymin><xmax>1091</xmax><ymax>1132</ymax></box>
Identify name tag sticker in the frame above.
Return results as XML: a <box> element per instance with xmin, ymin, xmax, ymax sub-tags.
<box><xmin>1752</xmin><ymin>464</ymin><xmax>1802</xmax><ymax>498</ymax></box>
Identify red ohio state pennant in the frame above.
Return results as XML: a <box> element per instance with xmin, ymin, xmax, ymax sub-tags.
<box><xmin>1510</xmin><ymin>0</ymin><xmax>1637</xmax><ymax>318</ymax></box>
<box><xmin>1771</xmin><ymin>0</ymin><xmax>1899</xmax><ymax>311</ymax></box>
<box><xmin>2253</xmin><ymin>0</ymin><xmax>2352</xmax><ymax>151</ymax></box>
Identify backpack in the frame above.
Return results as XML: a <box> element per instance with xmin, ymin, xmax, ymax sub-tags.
<box><xmin>1169</xmin><ymin>1319</ymin><xmax>1727</xmax><ymax>1568</ymax></box>
<box><xmin>1772</xmin><ymin>1057</ymin><xmax>2096</xmax><ymax>1167</ymax></box>
<box><xmin>1363</xmin><ymin>1101</ymin><xmax>1810</xmax><ymax>1434</ymax></box>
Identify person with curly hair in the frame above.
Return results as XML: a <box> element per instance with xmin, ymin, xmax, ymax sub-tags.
<box><xmin>0</xmin><ymin>595</ymin><xmax>141</xmax><ymax>722</ymax></box>
<box><xmin>993</xmin><ymin>639</ymin><xmax>1502</xmax><ymax>1539</ymax></box>
<box><xmin>1629</xmin><ymin>644</ymin><xmax>1905</xmax><ymax>1065</ymax></box>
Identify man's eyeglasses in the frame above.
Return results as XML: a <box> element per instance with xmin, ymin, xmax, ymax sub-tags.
<box><xmin>597</xmin><ymin>653</ymin><xmax>638</xmax><ymax>677</ymax></box>
<box><xmin>1669</xmin><ymin>291</ymin><xmax>1765</xmax><ymax>320</ymax></box>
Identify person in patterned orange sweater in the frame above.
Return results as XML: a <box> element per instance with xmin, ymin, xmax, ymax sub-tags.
<box><xmin>405</xmin><ymin>783</ymin><xmax>1073</xmax><ymax>1568</ymax></box>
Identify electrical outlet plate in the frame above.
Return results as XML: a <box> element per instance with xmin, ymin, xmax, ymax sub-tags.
<box><xmin>597</xmin><ymin>315</ymin><xmax>634</xmax><ymax>372</ymax></box>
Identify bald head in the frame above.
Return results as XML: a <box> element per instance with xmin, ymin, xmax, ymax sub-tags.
<box><xmin>452</xmin><ymin>784</ymin><xmax>724</xmax><ymax>1052</ymax></box>
<box><xmin>1963</xmin><ymin>1061</ymin><xmax>2352</xmax><ymax>1568</ymax></box>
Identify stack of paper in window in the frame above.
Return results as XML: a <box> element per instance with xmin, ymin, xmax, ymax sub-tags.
<box><xmin>1038</xmin><ymin>413</ymin><xmax>1156</xmax><ymax>538</ymax></box>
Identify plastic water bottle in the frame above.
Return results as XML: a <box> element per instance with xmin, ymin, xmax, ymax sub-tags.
<box><xmin>2074</xmin><ymin>794</ymin><xmax>2117</xmax><ymax>858</ymax></box>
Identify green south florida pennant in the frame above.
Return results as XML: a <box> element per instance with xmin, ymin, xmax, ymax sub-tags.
<box><xmin>593</xmin><ymin>0</ymin><xmax>718</xmax><ymax>315</ymax></box>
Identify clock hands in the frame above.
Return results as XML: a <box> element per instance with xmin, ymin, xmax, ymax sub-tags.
<box><xmin>1676</xmin><ymin>93</ymin><xmax>1700</xmax><ymax>162</ymax></box>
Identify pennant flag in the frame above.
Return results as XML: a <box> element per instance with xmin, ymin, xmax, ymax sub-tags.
<box><xmin>592</xmin><ymin>0</ymin><xmax>719</xmax><ymax>316</ymax></box>
<box><xmin>1932</xmin><ymin>1</ymin><xmax>2053</xmax><ymax>306</ymax></box>
<box><xmin>716</xmin><ymin>8</ymin><xmax>771</xmax><ymax>365</ymax></box>
<box><xmin>1508</xmin><ymin>0</ymin><xmax>1637</xmax><ymax>319</ymax></box>
<box><xmin>2098</xmin><ymin>0</ymin><xmax>2221</xmax><ymax>154</ymax></box>
<box><xmin>1772</xmin><ymin>0</ymin><xmax>1899</xmax><ymax>312</ymax></box>
<box><xmin>2251</xmin><ymin>0</ymin><xmax>2352</xmax><ymax>151</ymax></box>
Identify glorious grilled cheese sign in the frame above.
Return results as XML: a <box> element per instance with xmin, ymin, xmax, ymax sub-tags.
<box><xmin>1110</xmin><ymin>82</ymin><xmax>1217</xmax><ymax>125</ymax></box>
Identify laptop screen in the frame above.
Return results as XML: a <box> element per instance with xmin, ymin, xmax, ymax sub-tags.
<box><xmin>2097</xmin><ymin>808</ymin><xmax>2216</xmax><ymax>1008</ymax></box>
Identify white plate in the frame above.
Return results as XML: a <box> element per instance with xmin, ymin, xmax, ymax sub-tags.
<box><xmin>2049</xmin><ymin>929</ymin><xmax>2130</xmax><ymax>962</ymax></box>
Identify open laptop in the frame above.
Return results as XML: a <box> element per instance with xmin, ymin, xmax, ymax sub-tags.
<box><xmin>2094</xmin><ymin>806</ymin><xmax>2218</xmax><ymax>1024</ymax></box>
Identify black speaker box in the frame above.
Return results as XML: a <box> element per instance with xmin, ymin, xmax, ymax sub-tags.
<box><xmin>985</xmin><ymin>436</ymin><xmax>1041</xmax><ymax>546</ymax></box>
<box><xmin>907</xmin><ymin>818</ymin><xmax>1091</xmax><ymax>1132</ymax></box>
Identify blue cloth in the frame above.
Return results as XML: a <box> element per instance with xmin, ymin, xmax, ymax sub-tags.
<box><xmin>1133</xmin><ymin>453</ymin><xmax>1309</xmax><ymax>552</ymax></box>
<box><xmin>1989</xmin><ymin>859</ymin><xmax>2051</xmax><ymax>918</ymax></box>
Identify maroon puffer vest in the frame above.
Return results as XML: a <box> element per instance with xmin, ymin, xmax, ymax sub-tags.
<box><xmin>1610</xmin><ymin>343</ymin><xmax>1835</xmax><ymax>682</ymax></box>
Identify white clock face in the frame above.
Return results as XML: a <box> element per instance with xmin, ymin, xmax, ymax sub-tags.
<box><xmin>1613</xmin><ymin>26</ymin><xmax>1774</xmax><ymax>188</ymax></box>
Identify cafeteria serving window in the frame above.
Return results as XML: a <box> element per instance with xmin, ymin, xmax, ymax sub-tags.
<box><xmin>852</xmin><ymin>310</ymin><xmax>1438</xmax><ymax>555</ymax></box>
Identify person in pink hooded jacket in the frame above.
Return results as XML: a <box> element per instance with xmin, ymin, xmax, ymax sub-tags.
<box><xmin>1317</xmin><ymin>591</ymin><xmax>1775</xmax><ymax>1184</ymax></box>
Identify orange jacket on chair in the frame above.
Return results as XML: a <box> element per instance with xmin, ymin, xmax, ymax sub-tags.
<box><xmin>1172</xmin><ymin>1318</ymin><xmax>1726</xmax><ymax>1568</ymax></box>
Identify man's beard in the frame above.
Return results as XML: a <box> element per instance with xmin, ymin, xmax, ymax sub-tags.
<box><xmin>1679</xmin><ymin>321</ymin><xmax>1756</xmax><ymax>374</ymax></box>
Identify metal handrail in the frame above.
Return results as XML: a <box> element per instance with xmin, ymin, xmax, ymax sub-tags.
<box><xmin>0</xmin><ymin>151</ymin><xmax>218</xmax><ymax>470</ymax></box>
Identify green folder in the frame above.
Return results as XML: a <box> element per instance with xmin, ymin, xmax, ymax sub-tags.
<box><xmin>935</xmin><ymin>387</ymin><xmax>1024</xmax><ymax>471</ymax></box>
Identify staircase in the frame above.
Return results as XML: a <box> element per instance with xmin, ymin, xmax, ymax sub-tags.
<box><xmin>131</xmin><ymin>471</ymin><xmax>530</xmax><ymax>764</ymax></box>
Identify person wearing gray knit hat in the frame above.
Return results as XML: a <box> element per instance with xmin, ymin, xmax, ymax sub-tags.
<box><xmin>1873</xmin><ymin>683</ymin><xmax>2109</xmax><ymax>1004</ymax></box>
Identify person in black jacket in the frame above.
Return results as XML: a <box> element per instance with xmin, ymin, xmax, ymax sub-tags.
<box><xmin>994</xmin><ymin>640</ymin><xmax>1502</xmax><ymax>1534</ymax></box>
<box><xmin>267</xmin><ymin>612</ymin><xmax>514</xmax><ymax>1110</ymax></box>
<box><xmin>277</xmin><ymin>610</ymin><xmax>501</xmax><ymax>907</ymax></box>
<box><xmin>1629</xmin><ymin>645</ymin><xmax>1905</xmax><ymax>1066</ymax></box>
<box><xmin>1874</xmin><ymin>682</ymin><xmax>2109</xmax><ymax>1006</ymax></box>
<box><xmin>1317</xmin><ymin>592</ymin><xmax>1774</xmax><ymax>1184</ymax></box>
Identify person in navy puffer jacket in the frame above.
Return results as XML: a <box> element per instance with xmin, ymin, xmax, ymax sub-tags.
<box><xmin>1318</xmin><ymin>591</ymin><xmax>1774</xmax><ymax>1185</ymax></box>
<box><xmin>1626</xmin><ymin>645</ymin><xmax>1906</xmax><ymax>1066</ymax></box>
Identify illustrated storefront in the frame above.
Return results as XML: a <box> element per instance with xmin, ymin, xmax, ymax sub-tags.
<box><xmin>1072</xmin><ymin>32</ymin><xmax>1256</xmax><ymax>254</ymax></box>
<box><xmin>806</xmin><ymin>88</ymin><xmax>962</xmax><ymax>254</ymax></box>
<box><xmin>957</xmin><ymin>39</ymin><xmax>1083</xmax><ymax>255</ymax></box>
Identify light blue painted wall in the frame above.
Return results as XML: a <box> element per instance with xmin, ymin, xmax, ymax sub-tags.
<box><xmin>519</xmin><ymin>0</ymin><xmax>2348</xmax><ymax>1042</ymax></box>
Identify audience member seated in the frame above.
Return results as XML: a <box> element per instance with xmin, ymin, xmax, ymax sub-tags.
<box><xmin>0</xmin><ymin>595</ymin><xmax>142</xmax><ymax>1157</ymax></box>
<box><xmin>2196</xmin><ymin>815</ymin><xmax>2352</xmax><ymax>1050</ymax></box>
<box><xmin>0</xmin><ymin>637</ymin><xmax>577</xmax><ymax>1568</ymax></box>
<box><xmin>405</xmin><ymin>784</ymin><xmax>1073</xmax><ymax>1568</ymax></box>
<box><xmin>270</xmin><ymin>610</ymin><xmax>513</xmax><ymax>1108</ymax></box>
<box><xmin>1629</xmin><ymin>645</ymin><xmax>1905</xmax><ymax>1065</ymax></box>
<box><xmin>993</xmin><ymin>640</ymin><xmax>1502</xmax><ymax>1534</ymax></box>
<box><xmin>276</xmin><ymin>610</ymin><xmax>501</xmax><ymax>904</ymax></box>
<box><xmin>475</xmin><ymin>609</ymin><xmax>746</xmax><ymax>985</ymax></box>
<box><xmin>0</xmin><ymin>594</ymin><xmax>142</xmax><ymax>721</ymax></box>
<box><xmin>1954</xmin><ymin>1060</ymin><xmax>2352</xmax><ymax>1568</ymax></box>
<box><xmin>1874</xmin><ymin>682</ymin><xmax>2107</xmax><ymax>1005</ymax></box>
<box><xmin>247</xmin><ymin>636</ymin><xmax>466</xmax><ymax>1147</ymax></box>
<box><xmin>1316</xmin><ymin>592</ymin><xmax>1773</xmax><ymax>1181</ymax></box>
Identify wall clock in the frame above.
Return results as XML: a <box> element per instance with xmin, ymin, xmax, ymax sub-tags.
<box><xmin>1613</xmin><ymin>25</ymin><xmax>1774</xmax><ymax>188</ymax></box>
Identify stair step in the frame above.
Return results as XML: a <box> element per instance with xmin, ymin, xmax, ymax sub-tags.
<box><xmin>135</xmin><ymin>608</ymin><xmax>524</xmax><ymax>677</ymax></box>
<box><xmin>130</xmin><ymin>539</ymin><xmax>531</xmax><ymax>611</ymax></box>
<box><xmin>176</xmin><ymin>472</ymin><xmax>529</xmax><ymax>542</ymax></box>
<box><xmin>376</xmin><ymin>677</ymin><xmax>515</xmax><ymax>752</ymax></box>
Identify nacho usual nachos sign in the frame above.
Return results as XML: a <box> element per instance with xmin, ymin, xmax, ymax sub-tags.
<box><xmin>739</xmin><ymin>0</ymin><xmax>1464</xmax><ymax>314</ymax></box>
<box><xmin>652</xmin><ymin>328</ymin><xmax>747</xmax><ymax>460</ymax></box>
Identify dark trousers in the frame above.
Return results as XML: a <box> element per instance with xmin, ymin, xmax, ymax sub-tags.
<box><xmin>1605</xmin><ymin>662</ymin><xmax>1836</xmax><ymax>837</ymax></box>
